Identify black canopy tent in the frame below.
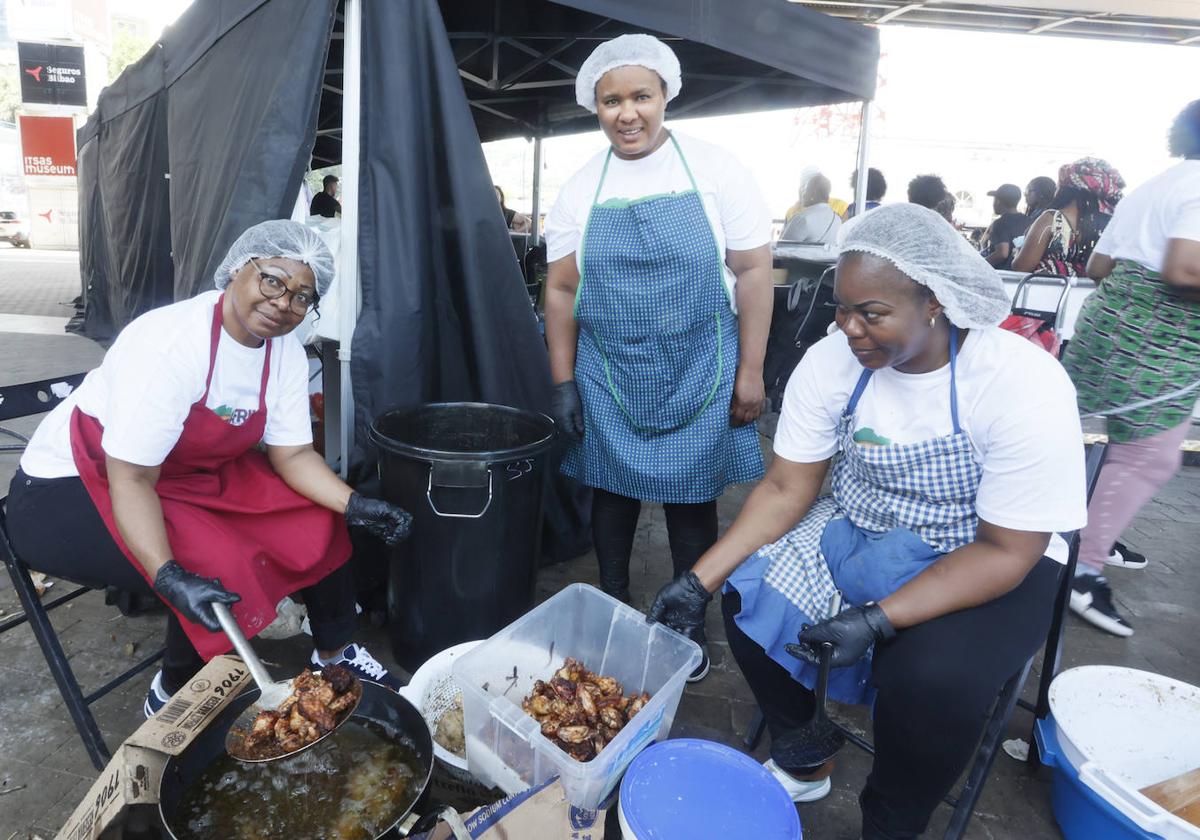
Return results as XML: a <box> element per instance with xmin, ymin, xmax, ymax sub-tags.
<box><xmin>74</xmin><ymin>0</ymin><xmax>878</xmax><ymax>553</ymax></box>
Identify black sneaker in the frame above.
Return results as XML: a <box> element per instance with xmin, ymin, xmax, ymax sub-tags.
<box><xmin>1070</xmin><ymin>575</ymin><xmax>1133</xmax><ymax>637</ymax></box>
<box><xmin>310</xmin><ymin>643</ymin><xmax>403</xmax><ymax>691</ymax></box>
<box><xmin>1105</xmin><ymin>541</ymin><xmax>1147</xmax><ymax>570</ymax></box>
<box><xmin>143</xmin><ymin>670</ymin><xmax>171</xmax><ymax>718</ymax></box>
<box><xmin>687</xmin><ymin>644</ymin><xmax>710</xmax><ymax>683</ymax></box>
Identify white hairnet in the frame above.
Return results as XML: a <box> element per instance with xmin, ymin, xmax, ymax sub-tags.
<box><xmin>575</xmin><ymin>34</ymin><xmax>682</xmax><ymax>114</ymax></box>
<box><xmin>838</xmin><ymin>204</ymin><xmax>1010</xmax><ymax>328</ymax></box>
<box><xmin>213</xmin><ymin>219</ymin><xmax>336</xmax><ymax>297</ymax></box>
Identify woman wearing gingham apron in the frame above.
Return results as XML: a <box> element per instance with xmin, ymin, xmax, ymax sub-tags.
<box><xmin>650</xmin><ymin>206</ymin><xmax>1088</xmax><ymax>839</ymax></box>
<box><xmin>544</xmin><ymin>35</ymin><xmax>773</xmax><ymax>682</ymax></box>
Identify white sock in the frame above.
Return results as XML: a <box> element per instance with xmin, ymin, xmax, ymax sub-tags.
<box><xmin>1075</xmin><ymin>565</ymin><xmax>1101</xmax><ymax>578</ymax></box>
<box><xmin>314</xmin><ymin>645</ymin><xmax>350</xmax><ymax>665</ymax></box>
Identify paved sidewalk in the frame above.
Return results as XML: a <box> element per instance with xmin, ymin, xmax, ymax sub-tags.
<box><xmin>1</xmin><ymin>255</ymin><xmax>1198</xmax><ymax>839</ymax></box>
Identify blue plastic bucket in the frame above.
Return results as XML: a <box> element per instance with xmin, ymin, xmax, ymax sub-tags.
<box><xmin>617</xmin><ymin>739</ymin><xmax>801</xmax><ymax>839</ymax></box>
<box><xmin>1035</xmin><ymin>717</ymin><xmax>1159</xmax><ymax>840</ymax></box>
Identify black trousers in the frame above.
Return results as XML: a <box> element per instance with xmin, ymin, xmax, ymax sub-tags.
<box><xmin>591</xmin><ymin>488</ymin><xmax>718</xmax><ymax>607</ymax></box>
<box><xmin>723</xmin><ymin>556</ymin><xmax>1062</xmax><ymax>840</ymax></box>
<box><xmin>6</xmin><ymin>469</ymin><xmax>359</xmax><ymax>694</ymax></box>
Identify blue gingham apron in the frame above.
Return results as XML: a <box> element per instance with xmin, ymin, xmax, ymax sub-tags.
<box><xmin>561</xmin><ymin>134</ymin><xmax>764</xmax><ymax>503</ymax></box>
<box><xmin>726</xmin><ymin>330</ymin><xmax>982</xmax><ymax>703</ymax></box>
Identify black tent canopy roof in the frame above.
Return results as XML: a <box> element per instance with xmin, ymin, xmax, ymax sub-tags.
<box><xmin>309</xmin><ymin>0</ymin><xmax>879</xmax><ymax>166</ymax></box>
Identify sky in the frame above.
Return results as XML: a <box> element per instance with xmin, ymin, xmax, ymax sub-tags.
<box><xmin>484</xmin><ymin>25</ymin><xmax>1200</xmax><ymax>227</ymax></box>
<box><xmin>103</xmin><ymin>2</ymin><xmax>1199</xmax><ymax>227</ymax></box>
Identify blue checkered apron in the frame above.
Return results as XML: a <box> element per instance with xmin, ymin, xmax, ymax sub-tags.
<box><xmin>728</xmin><ymin>331</ymin><xmax>982</xmax><ymax>702</ymax></box>
<box><xmin>561</xmin><ymin>135</ymin><xmax>764</xmax><ymax>503</ymax></box>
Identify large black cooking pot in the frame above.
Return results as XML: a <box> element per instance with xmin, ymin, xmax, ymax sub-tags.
<box><xmin>158</xmin><ymin>681</ymin><xmax>434</xmax><ymax>839</ymax></box>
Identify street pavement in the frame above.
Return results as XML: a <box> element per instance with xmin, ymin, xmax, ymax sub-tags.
<box><xmin>1</xmin><ymin>250</ymin><xmax>1198</xmax><ymax>839</ymax></box>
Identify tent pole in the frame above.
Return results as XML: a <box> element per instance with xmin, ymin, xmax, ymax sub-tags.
<box><xmin>530</xmin><ymin>136</ymin><xmax>543</xmax><ymax>246</ymax></box>
<box><xmin>853</xmin><ymin>99</ymin><xmax>872</xmax><ymax>215</ymax></box>
<box><xmin>337</xmin><ymin>0</ymin><xmax>363</xmax><ymax>479</ymax></box>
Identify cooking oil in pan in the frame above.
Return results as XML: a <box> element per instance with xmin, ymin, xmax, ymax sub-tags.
<box><xmin>171</xmin><ymin>719</ymin><xmax>421</xmax><ymax>840</ymax></box>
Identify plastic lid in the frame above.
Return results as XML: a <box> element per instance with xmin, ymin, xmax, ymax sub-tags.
<box><xmin>618</xmin><ymin>739</ymin><xmax>801</xmax><ymax>839</ymax></box>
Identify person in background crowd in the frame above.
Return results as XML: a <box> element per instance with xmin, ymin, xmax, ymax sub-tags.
<box><xmin>1061</xmin><ymin>99</ymin><xmax>1200</xmax><ymax>637</ymax></box>
<box><xmin>935</xmin><ymin>191</ymin><xmax>957</xmax><ymax>225</ymax></box>
<box><xmin>786</xmin><ymin>168</ymin><xmax>850</xmax><ymax>224</ymax></box>
<box><xmin>779</xmin><ymin>173</ymin><xmax>842</xmax><ymax>246</ymax></box>
<box><xmin>648</xmin><ymin>204</ymin><xmax>1085</xmax><ymax>840</ymax></box>
<box><xmin>544</xmin><ymin>34</ymin><xmax>772</xmax><ymax>682</ymax></box>
<box><xmin>310</xmin><ymin>175</ymin><xmax>341</xmax><ymax>218</ymax></box>
<box><xmin>1013</xmin><ymin>158</ymin><xmax>1124</xmax><ymax>277</ymax></box>
<box><xmin>844</xmin><ymin>167</ymin><xmax>887</xmax><ymax>219</ymax></box>
<box><xmin>906</xmin><ymin>174</ymin><xmax>949</xmax><ymax>212</ymax></box>
<box><xmin>1024</xmin><ymin>176</ymin><xmax>1057</xmax><ymax>222</ymax></box>
<box><xmin>495</xmin><ymin>185</ymin><xmax>530</xmax><ymax>233</ymax></box>
<box><xmin>980</xmin><ymin>184</ymin><xmax>1029</xmax><ymax>271</ymax></box>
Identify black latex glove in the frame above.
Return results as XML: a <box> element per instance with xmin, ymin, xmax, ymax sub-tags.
<box><xmin>550</xmin><ymin>380</ymin><xmax>585</xmax><ymax>442</ymax></box>
<box><xmin>345</xmin><ymin>491</ymin><xmax>413</xmax><ymax>545</ymax></box>
<box><xmin>153</xmin><ymin>560</ymin><xmax>240</xmax><ymax>632</ymax></box>
<box><xmin>785</xmin><ymin>604</ymin><xmax>896</xmax><ymax>668</ymax></box>
<box><xmin>646</xmin><ymin>571</ymin><xmax>713</xmax><ymax>642</ymax></box>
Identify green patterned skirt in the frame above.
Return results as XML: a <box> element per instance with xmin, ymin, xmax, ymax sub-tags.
<box><xmin>1063</xmin><ymin>260</ymin><xmax>1200</xmax><ymax>443</ymax></box>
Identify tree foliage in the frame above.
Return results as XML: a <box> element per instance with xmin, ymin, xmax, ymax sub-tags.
<box><xmin>108</xmin><ymin>29</ymin><xmax>155</xmax><ymax>84</ymax></box>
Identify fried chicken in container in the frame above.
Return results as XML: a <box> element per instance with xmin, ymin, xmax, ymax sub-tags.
<box><xmin>232</xmin><ymin>664</ymin><xmax>361</xmax><ymax>759</ymax></box>
<box><xmin>520</xmin><ymin>658</ymin><xmax>651</xmax><ymax>762</ymax></box>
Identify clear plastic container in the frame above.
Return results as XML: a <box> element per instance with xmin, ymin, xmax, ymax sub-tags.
<box><xmin>451</xmin><ymin>583</ymin><xmax>702</xmax><ymax>809</ymax></box>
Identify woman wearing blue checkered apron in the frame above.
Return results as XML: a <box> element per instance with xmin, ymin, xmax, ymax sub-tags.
<box><xmin>544</xmin><ymin>35</ymin><xmax>773</xmax><ymax>682</ymax></box>
<box><xmin>649</xmin><ymin>205</ymin><xmax>1089</xmax><ymax>839</ymax></box>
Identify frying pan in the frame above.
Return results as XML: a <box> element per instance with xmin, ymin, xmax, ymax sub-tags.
<box><xmin>158</xmin><ymin>680</ymin><xmax>434</xmax><ymax>840</ymax></box>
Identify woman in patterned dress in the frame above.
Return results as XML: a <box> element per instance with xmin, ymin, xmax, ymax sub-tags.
<box><xmin>1061</xmin><ymin>100</ymin><xmax>1200</xmax><ymax>637</ymax></box>
<box><xmin>649</xmin><ymin>205</ymin><xmax>1087</xmax><ymax>839</ymax></box>
<box><xmin>1012</xmin><ymin>157</ymin><xmax>1124</xmax><ymax>277</ymax></box>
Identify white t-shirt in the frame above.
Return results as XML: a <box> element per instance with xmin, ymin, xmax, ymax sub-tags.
<box><xmin>21</xmin><ymin>290</ymin><xmax>313</xmax><ymax>479</ymax></box>
<box><xmin>544</xmin><ymin>131</ymin><xmax>771</xmax><ymax>304</ymax></box>
<box><xmin>774</xmin><ymin>327</ymin><xmax>1087</xmax><ymax>562</ymax></box>
<box><xmin>1094</xmin><ymin>160</ymin><xmax>1200</xmax><ymax>273</ymax></box>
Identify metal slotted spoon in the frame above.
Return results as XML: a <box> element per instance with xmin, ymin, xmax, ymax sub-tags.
<box><xmin>212</xmin><ymin>602</ymin><xmax>360</xmax><ymax>763</ymax></box>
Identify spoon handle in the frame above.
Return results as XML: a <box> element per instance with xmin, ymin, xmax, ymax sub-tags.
<box><xmin>212</xmin><ymin>602</ymin><xmax>275</xmax><ymax>693</ymax></box>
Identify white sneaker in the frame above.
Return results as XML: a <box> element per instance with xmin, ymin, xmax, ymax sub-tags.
<box><xmin>763</xmin><ymin>758</ymin><xmax>832</xmax><ymax>803</ymax></box>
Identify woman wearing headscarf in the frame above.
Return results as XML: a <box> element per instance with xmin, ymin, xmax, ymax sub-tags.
<box><xmin>1060</xmin><ymin>100</ymin><xmax>1200</xmax><ymax>637</ymax></box>
<box><xmin>544</xmin><ymin>34</ymin><xmax>773</xmax><ymax>681</ymax></box>
<box><xmin>649</xmin><ymin>205</ymin><xmax>1087</xmax><ymax>838</ymax></box>
<box><xmin>1012</xmin><ymin>157</ymin><xmax>1125</xmax><ymax>276</ymax></box>
<box><xmin>7</xmin><ymin>220</ymin><xmax>412</xmax><ymax>715</ymax></box>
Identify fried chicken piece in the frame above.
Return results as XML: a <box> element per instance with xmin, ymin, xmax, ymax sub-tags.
<box><xmin>592</xmin><ymin>676</ymin><xmax>621</xmax><ymax>697</ymax></box>
<box><xmin>549</xmin><ymin>676</ymin><xmax>576</xmax><ymax>701</ymax></box>
<box><xmin>244</xmin><ymin>710</ymin><xmax>280</xmax><ymax>747</ymax></box>
<box><xmin>599</xmin><ymin>706</ymin><xmax>625</xmax><ymax>731</ymax></box>
<box><xmin>540</xmin><ymin>717</ymin><xmax>561</xmax><ymax>738</ymax></box>
<box><xmin>328</xmin><ymin>687</ymin><xmax>358</xmax><ymax>714</ymax></box>
<box><xmin>322</xmin><ymin>663</ymin><xmax>355</xmax><ymax>694</ymax></box>
<box><xmin>556</xmin><ymin>725</ymin><xmax>593</xmax><ymax>744</ymax></box>
<box><xmin>524</xmin><ymin>694</ymin><xmax>553</xmax><ymax>716</ymax></box>
<box><xmin>578</xmin><ymin>685</ymin><xmax>598</xmax><ymax>719</ymax></box>
<box><xmin>298</xmin><ymin>692</ymin><xmax>337</xmax><ymax>733</ymax></box>
<box><xmin>627</xmin><ymin>692</ymin><xmax>649</xmax><ymax>720</ymax></box>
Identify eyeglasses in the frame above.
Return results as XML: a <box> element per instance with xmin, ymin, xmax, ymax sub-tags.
<box><xmin>249</xmin><ymin>258</ymin><xmax>319</xmax><ymax>316</ymax></box>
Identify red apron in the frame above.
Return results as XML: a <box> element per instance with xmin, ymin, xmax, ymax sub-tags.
<box><xmin>70</xmin><ymin>295</ymin><xmax>351</xmax><ymax>659</ymax></box>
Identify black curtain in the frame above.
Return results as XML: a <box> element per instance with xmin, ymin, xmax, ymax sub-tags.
<box><xmin>73</xmin><ymin>128</ymin><xmax>113</xmax><ymax>339</ymax></box>
<box><xmin>97</xmin><ymin>90</ymin><xmax>174</xmax><ymax>328</ymax></box>
<box><xmin>165</xmin><ymin>0</ymin><xmax>337</xmax><ymax>300</ymax></box>
<box><xmin>355</xmin><ymin>0</ymin><xmax>590</xmax><ymax>562</ymax></box>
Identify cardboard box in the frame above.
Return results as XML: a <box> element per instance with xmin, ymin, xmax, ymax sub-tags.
<box><xmin>416</xmin><ymin>778</ymin><xmax>609</xmax><ymax>840</ymax></box>
<box><xmin>54</xmin><ymin>656</ymin><xmax>251</xmax><ymax>840</ymax></box>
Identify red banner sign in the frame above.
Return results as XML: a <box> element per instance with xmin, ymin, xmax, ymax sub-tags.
<box><xmin>19</xmin><ymin>115</ymin><xmax>77</xmax><ymax>177</ymax></box>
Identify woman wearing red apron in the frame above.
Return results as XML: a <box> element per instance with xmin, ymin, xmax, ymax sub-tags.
<box><xmin>7</xmin><ymin>220</ymin><xmax>411</xmax><ymax>715</ymax></box>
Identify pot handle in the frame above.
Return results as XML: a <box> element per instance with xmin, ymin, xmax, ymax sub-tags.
<box><xmin>427</xmin><ymin>461</ymin><xmax>493</xmax><ymax>519</ymax></box>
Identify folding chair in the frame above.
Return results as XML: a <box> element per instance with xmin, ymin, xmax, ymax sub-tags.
<box><xmin>0</xmin><ymin>373</ymin><xmax>165</xmax><ymax>771</ymax></box>
<box><xmin>742</xmin><ymin>441</ymin><xmax>1108</xmax><ymax>839</ymax></box>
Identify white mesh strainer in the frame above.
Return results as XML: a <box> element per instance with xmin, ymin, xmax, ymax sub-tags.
<box><xmin>399</xmin><ymin>640</ymin><xmax>483</xmax><ymax>780</ymax></box>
